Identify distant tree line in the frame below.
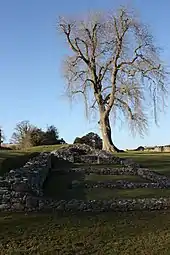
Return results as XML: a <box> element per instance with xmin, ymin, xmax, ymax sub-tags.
<box><xmin>9</xmin><ymin>121</ymin><xmax>66</xmax><ymax>149</ymax></box>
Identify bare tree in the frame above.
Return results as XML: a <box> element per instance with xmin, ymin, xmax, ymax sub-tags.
<box><xmin>11</xmin><ymin>120</ymin><xmax>34</xmax><ymax>148</ymax></box>
<box><xmin>59</xmin><ymin>8</ymin><xmax>168</xmax><ymax>152</ymax></box>
<box><xmin>11</xmin><ymin>121</ymin><xmax>61</xmax><ymax>148</ymax></box>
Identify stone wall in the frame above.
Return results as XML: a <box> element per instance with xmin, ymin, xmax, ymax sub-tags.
<box><xmin>68</xmin><ymin>167</ymin><xmax>137</xmax><ymax>175</ymax></box>
<box><xmin>137</xmin><ymin>168</ymin><xmax>170</xmax><ymax>186</ymax></box>
<box><xmin>82</xmin><ymin>181</ymin><xmax>168</xmax><ymax>189</ymax></box>
<box><xmin>0</xmin><ymin>143</ymin><xmax>170</xmax><ymax>213</ymax></box>
<box><xmin>34</xmin><ymin>197</ymin><xmax>170</xmax><ymax>212</ymax></box>
<box><xmin>0</xmin><ymin>153</ymin><xmax>51</xmax><ymax>211</ymax></box>
<box><xmin>68</xmin><ymin>166</ymin><xmax>170</xmax><ymax>188</ymax></box>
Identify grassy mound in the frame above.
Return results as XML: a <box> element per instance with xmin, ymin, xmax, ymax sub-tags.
<box><xmin>24</xmin><ymin>144</ymin><xmax>66</xmax><ymax>153</ymax></box>
<box><xmin>0</xmin><ymin>144</ymin><xmax>65</xmax><ymax>175</ymax></box>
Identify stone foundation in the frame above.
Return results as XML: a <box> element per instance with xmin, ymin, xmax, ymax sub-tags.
<box><xmin>39</xmin><ymin>198</ymin><xmax>170</xmax><ymax>212</ymax></box>
<box><xmin>67</xmin><ymin>166</ymin><xmax>170</xmax><ymax>188</ymax></box>
<box><xmin>84</xmin><ymin>181</ymin><xmax>168</xmax><ymax>189</ymax></box>
<box><xmin>4</xmin><ymin>197</ymin><xmax>170</xmax><ymax>212</ymax></box>
<box><xmin>0</xmin><ymin>153</ymin><xmax>51</xmax><ymax>211</ymax></box>
<box><xmin>0</xmin><ymin>144</ymin><xmax>170</xmax><ymax>212</ymax></box>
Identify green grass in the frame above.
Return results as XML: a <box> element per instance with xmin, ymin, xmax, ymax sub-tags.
<box><xmin>24</xmin><ymin>144</ymin><xmax>65</xmax><ymax>153</ymax></box>
<box><xmin>1</xmin><ymin>145</ymin><xmax>169</xmax><ymax>176</ymax></box>
<box><xmin>117</xmin><ymin>152</ymin><xmax>170</xmax><ymax>176</ymax></box>
<box><xmin>86</xmin><ymin>188</ymin><xmax>170</xmax><ymax>200</ymax></box>
<box><xmin>1</xmin><ymin>147</ymin><xmax>170</xmax><ymax>254</ymax></box>
<box><xmin>0</xmin><ymin>144</ymin><xmax>64</xmax><ymax>176</ymax></box>
<box><xmin>44</xmin><ymin>151</ymin><xmax>170</xmax><ymax>201</ymax></box>
<box><xmin>44</xmin><ymin>171</ymin><xmax>170</xmax><ymax>200</ymax></box>
<box><xmin>0</xmin><ymin>150</ymin><xmax>39</xmax><ymax>176</ymax></box>
<box><xmin>1</xmin><ymin>211</ymin><xmax>170</xmax><ymax>254</ymax></box>
<box><xmin>75</xmin><ymin>152</ymin><xmax>170</xmax><ymax>175</ymax></box>
<box><xmin>85</xmin><ymin>173</ymin><xmax>147</xmax><ymax>182</ymax></box>
<box><xmin>44</xmin><ymin>171</ymin><xmax>85</xmax><ymax>200</ymax></box>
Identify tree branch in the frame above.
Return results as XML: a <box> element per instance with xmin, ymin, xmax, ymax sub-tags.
<box><xmin>117</xmin><ymin>45</ymin><xmax>144</xmax><ymax>68</ymax></box>
<box><xmin>75</xmin><ymin>37</ymin><xmax>89</xmax><ymax>60</ymax></box>
<box><xmin>91</xmin><ymin>98</ymin><xmax>97</xmax><ymax>109</ymax></box>
<box><xmin>115</xmin><ymin>98</ymin><xmax>134</xmax><ymax>119</ymax></box>
<box><xmin>60</xmin><ymin>24</ymin><xmax>79</xmax><ymax>53</ymax></box>
<box><xmin>75</xmin><ymin>38</ymin><xmax>89</xmax><ymax>64</ymax></box>
<box><xmin>101</xmin><ymin>86</ymin><xmax>112</xmax><ymax>93</ymax></box>
<box><xmin>98</xmin><ymin>60</ymin><xmax>113</xmax><ymax>82</ymax></box>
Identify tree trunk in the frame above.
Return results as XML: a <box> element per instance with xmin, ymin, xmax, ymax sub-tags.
<box><xmin>100</xmin><ymin>113</ymin><xmax>119</xmax><ymax>152</ymax></box>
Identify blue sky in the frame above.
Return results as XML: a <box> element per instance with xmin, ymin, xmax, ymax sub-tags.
<box><xmin>0</xmin><ymin>0</ymin><xmax>170</xmax><ymax>149</ymax></box>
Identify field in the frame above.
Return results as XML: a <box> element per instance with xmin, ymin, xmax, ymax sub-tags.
<box><xmin>0</xmin><ymin>150</ymin><xmax>38</xmax><ymax>176</ymax></box>
<box><xmin>116</xmin><ymin>152</ymin><xmax>170</xmax><ymax>176</ymax></box>
<box><xmin>1</xmin><ymin>146</ymin><xmax>170</xmax><ymax>254</ymax></box>
<box><xmin>0</xmin><ymin>145</ymin><xmax>63</xmax><ymax>175</ymax></box>
<box><xmin>1</xmin><ymin>210</ymin><xmax>170</xmax><ymax>255</ymax></box>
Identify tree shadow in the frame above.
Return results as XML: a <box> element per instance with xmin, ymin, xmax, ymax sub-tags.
<box><xmin>43</xmin><ymin>158</ymin><xmax>86</xmax><ymax>200</ymax></box>
<box><xmin>51</xmin><ymin>156</ymin><xmax>74</xmax><ymax>169</ymax></box>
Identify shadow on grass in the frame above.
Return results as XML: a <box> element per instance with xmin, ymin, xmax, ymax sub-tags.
<box><xmin>44</xmin><ymin>158</ymin><xmax>86</xmax><ymax>200</ymax></box>
<box><xmin>0</xmin><ymin>152</ymin><xmax>39</xmax><ymax>176</ymax></box>
<box><xmin>86</xmin><ymin>188</ymin><xmax>170</xmax><ymax>200</ymax></box>
<box><xmin>44</xmin><ymin>154</ymin><xmax>170</xmax><ymax>201</ymax></box>
<box><xmin>44</xmin><ymin>163</ymin><xmax>170</xmax><ymax>201</ymax></box>
<box><xmin>85</xmin><ymin>174</ymin><xmax>148</xmax><ymax>183</ymax></box>
<box><xmin>43</xmin><ymin>171</ymin><xmax>86</xmax><ymax>200</ymax></box>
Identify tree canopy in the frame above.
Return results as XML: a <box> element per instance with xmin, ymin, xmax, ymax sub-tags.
<box><xmin>59</xmin><ymin>7</ymin><xmax>168</xmax><ymax>152</ymax></box>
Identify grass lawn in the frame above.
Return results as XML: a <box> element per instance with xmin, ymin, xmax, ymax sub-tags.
<box><xmin>85</xmin><ymin>173</ymin><xmax>147</xmax><ymax>182</ymax></box>
<box><xmin>118</xmin><ymin>152</ymin><xmax>170</xmax><ymax>176</ymax></box>
<box><xmin>44</xmin><ymin>151</ymin><xmax>170</xmax><ymax>201</ymax></box>
<box><xmin>1</xmin><ymin>145</ymin><xmax>170</xmax><ymax>176</ymax></box>
<box><xmin>1</xmin><ymin>211</ymin><xmax>170</xmax><ymax>254</ymax></box>
<box><xmin>1</xmin><ymin>147</ymin><xmax>170</xmax><ymax>254</ymax></box>
<box><xmin>86</xmin><ymin>187</ymin><xmax>170</xmax><ymax>200</ymax></box>
<box><xmin>0</xmin><ymin>144</ymin><xmax>64</xmax><ymax>176</ymax></box>
<box><xmin>0</xmin><ymin>150</ymin><xmax>39</xmax><ymax>176</ymax></box>
<box><xmin>24</xmin><ymin>144</ymin><xmax>66</xmax><ymax>153</ymax></box>
<box><xmin>44</xmin><ymin>171</ymin><xmax>170</xmax><ymax>200</ymax></box>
